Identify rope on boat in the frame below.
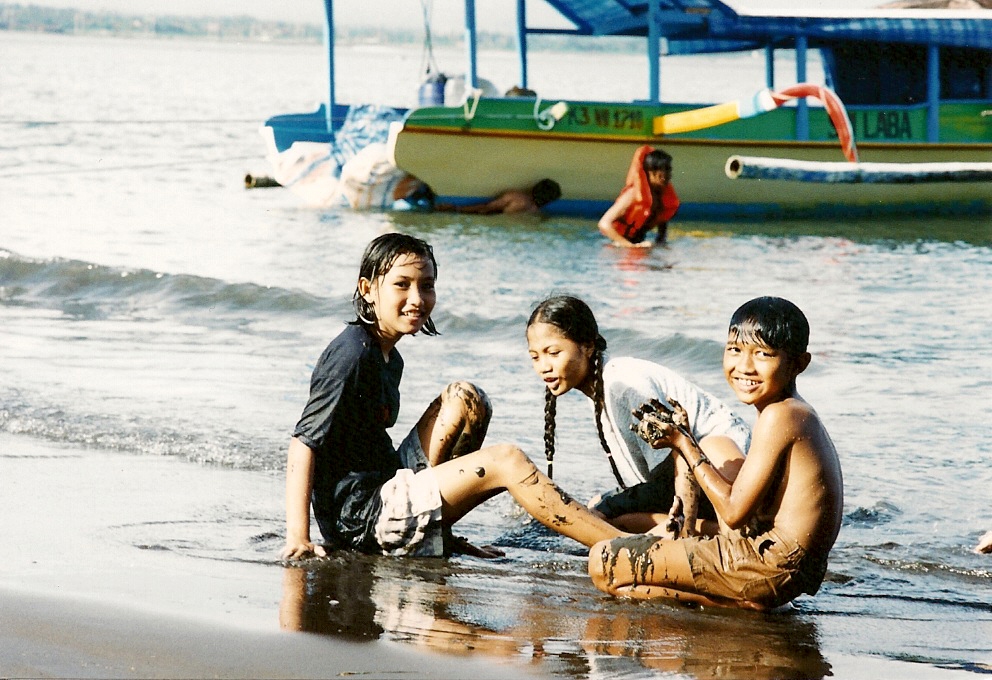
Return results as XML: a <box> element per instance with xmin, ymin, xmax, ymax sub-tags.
<box><xmin>407</xmin><ymin>102</ymin><xmax>570</xmax><ymax>128</ymax></box>
<box><xmin>534</xmin><ymin>98</ymin><xmax>569</xmax><ymax>130</ymax></box>
<box><xmin>418</xmin><ymin>0</ymin><xmax>440</xmax><ymax>80</ymax></box>
<box><xmin>410</xmin><ymin>111</ymin><xmax>535</xmax><ymax>122</ymax></box>
<box><xmin>725</xmin><ymin>156</ymin><xmax>992</xmax><ymax>183</ymax></box>
<box><xmin>462</xmin><ymin>89</ymin><xmax>483</xmax><ymax>121</ymax></box>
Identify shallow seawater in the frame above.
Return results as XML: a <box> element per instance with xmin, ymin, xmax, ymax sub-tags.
<box><xmin>1</xmin><ymin>31</ymin><xmax>991</xmax><ymax>678</ymax></box>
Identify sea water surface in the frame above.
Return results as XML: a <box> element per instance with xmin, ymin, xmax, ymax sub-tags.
<box><xmin>1</xmin><ymin>32</ymin><xmax>991</xmax><ymax>678</ymax></box>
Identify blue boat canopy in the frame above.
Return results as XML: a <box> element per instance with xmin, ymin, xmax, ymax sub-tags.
<box><xmin>540</xmin><ymin>0</ymin><xmax>721</xmax><ymax>37</ymax></box>
<box><xmin>709</xmin><ymin>12</ymin><xmax>992</xmax><ymax>50</ymax></box>
<box><xmin>538</xmin><ymin>0</ymin><xmax>992</xmax><ymax>50</ymax></box>
<box><xmin>302</xmin><ymin>0</ymin><xmax>991</xmax><ymax>139</ymax></box>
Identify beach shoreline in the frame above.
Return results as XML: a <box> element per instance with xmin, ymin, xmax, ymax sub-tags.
<box><xmin>0</xmin><ymin>585</ymin><xmax>531</xmax><ymax>680</ymax></box>
<box><xmin>0</xmin><ymin>433</ymin><xmax>533</xmax><ymax>679</ymax></box>
<box><xmin>0</xmin><ymin>432</ymin><xmax>985</xmax><ymax>679</ymax></box>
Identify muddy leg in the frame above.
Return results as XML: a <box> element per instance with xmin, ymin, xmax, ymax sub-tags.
<box><xmin>417</xmin><ymin>381</ymin><xmax>492</xmax><ymax>467</ymax></box>
<box><xmin>432</xmin><ymin>444</ymin><xmax>625</xmax><ymax>548</ymax></box>
<box><xmin>589</xmin><ymin>534</ymin><xmax>711</xmax><ymax>604</ymax></box>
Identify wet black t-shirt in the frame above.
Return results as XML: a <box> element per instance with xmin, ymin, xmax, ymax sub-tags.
<box><xmin>293</xmin><ymin>323</ymin><xmax>403</xmax><ymax>551</ymax></box>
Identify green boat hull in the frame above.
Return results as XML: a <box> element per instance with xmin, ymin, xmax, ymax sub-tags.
<box><xmin>389</xmin><ymin>98</ymin><xmax>992</xmax><ymax>218</ymax></box>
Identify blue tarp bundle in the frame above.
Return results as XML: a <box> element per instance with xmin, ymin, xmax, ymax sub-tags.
<box><xmin>331</xmin><ymin>104</ymin><xmax>406</xmax><ymax>173</ymax></box>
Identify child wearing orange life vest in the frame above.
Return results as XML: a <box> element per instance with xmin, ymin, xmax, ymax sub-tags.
<box><xmin>598</xmin><ymin>145</ymin><xmax>680</xmax><ymax>248</ymax></box>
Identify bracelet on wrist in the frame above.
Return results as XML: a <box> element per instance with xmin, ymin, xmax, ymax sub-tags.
<box><xmin>691</xmin><ymin>454</ymin><xmax>710</xmax><ymax>471</ymax></box>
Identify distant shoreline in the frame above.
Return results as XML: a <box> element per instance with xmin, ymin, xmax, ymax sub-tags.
<box><xmin>0</xmin><ymin>3</ymin><xmax>465</xmax><ymax>45</ymax></box>
<box><xmin>0</xmin><ymin>4</ymin><xmax>644</xmax><ymax>52</ymax></box>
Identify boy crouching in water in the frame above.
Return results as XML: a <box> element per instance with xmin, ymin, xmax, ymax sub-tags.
<box><xmin>589</xmin><ymin>296</ymin><xmax>843</xmax><ymax>610</ymax></box>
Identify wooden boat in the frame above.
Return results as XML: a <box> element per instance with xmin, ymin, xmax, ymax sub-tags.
<box><xmin>263</xmin><ymin>1</ymin><xmax>992</xmax><ymax>218</ymax></box>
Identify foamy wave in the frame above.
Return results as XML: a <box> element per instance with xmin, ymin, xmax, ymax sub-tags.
<box><xmin>0</xmin><ymin>248</ymin><xmax>343</xmax><ymax>322</ymax></box>
<box><xmin>0</xmin><ymin>387</ymin><xmax>284</xmax><ymax>470</ymax></box>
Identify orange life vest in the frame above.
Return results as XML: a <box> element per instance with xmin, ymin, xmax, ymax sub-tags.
<box><xmin>612</xmin><ymin>145</ymin><xmax>680</xmax><ymax>243</ymax></box>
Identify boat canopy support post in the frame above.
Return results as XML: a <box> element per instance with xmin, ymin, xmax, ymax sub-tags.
<box><xmin>516</xmin><ymin>0</ymin><xmax>528</xmax><ymax>88</ymax></box>
<box><xmin>795</xmin><ymin>35</ymin><xmax>809</xmax><ymax>141</ymax></box>
<box><xmin>927</xmin><ymin>43</ymin><xmax>940</xmax><ymax>142</ymax></box>
<box><xmin>323</xmin><ymin>0</ymin><xmax>335</xmax><ymax>133</ymax></box>
<box><xmin>465</xmin><ymin>0</ymin><xmax>479</xmax><ymax>89</ymax></box>
<box><xmin>648</xmin><ymin>0</ymin><xmax>661</xmax><ymax>103</ymax></box>
<box><xmin>765</xmin><ymin>44</ymin><xmax>775</xmax><ymax>90</ymax></box>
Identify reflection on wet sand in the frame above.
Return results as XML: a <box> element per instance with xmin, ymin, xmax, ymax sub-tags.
<box><xmin>280</xmin><ymin>554</ymin><xmax>383</xmax><ymax>639</ymax></box>
<box><xmin>583</xmin><ymin>607</ymin><xmax>831</xmax><ymax>679</ymax></box>
<box><xmin>280</xmin><ymin>551</ymin><xmax>832</xmax><ymax>679</ymax></box>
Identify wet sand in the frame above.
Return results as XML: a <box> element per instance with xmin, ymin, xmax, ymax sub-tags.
<box><xmin>0</xmin><ymin>586</ymin><xmax>524</xmax><ymax>679</ymax></box>
<box><xmin>0</xmin><ymin>433</ymin><xmax>528</xmax><ymax>679</ymax></box>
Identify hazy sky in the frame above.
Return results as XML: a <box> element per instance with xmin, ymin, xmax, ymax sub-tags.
<box><xmin>23</xmin><ymin>0</ymin><xmax>887</xmax><ymax>31</ymax></box>
<box><xmin>21</xmin><ymin>0</ymin><xmax>559</xmax><ymax>30</ymax></box>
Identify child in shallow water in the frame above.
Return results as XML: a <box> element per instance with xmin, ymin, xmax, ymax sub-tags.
<box><xmin>589</xmin><ymin>296</ymin><xmax>844</xmax><ymax>610</ymax></box>
<box><xmin>436</xmin><ymin>178</ymin><xmax>562</xmax><ymax>215</ymax></box>
<box><xmin>282</xmin><ymin>233</ymin><xmax>622</xmax><ymax>561</ymax></box>
<box><xmin>597</xmin><ymin>146</ymin><xmax>680</xmax><ymax>247</ymax></box>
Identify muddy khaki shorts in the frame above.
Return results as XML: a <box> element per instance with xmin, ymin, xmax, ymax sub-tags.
<box><xmin>684</xmin><ymin>528</ymin><xmax>826</xmax><ymax>608</ymax></box>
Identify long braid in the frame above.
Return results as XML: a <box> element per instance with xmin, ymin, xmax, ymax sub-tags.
<box><xmin>543</xmin><ymin>389</ymin><xmax>557</xmax><ymax>479</ymax></box>
<box><xmin>591</xmin><ymin>343</ymin><xmax>626</xmax><ymax>489</ymax></box>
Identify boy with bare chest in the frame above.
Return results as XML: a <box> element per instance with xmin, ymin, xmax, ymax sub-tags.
<box><xmin>588</xmin><ymin>296</ymin><xmax>844</xmax><ymax>610</ymax></box>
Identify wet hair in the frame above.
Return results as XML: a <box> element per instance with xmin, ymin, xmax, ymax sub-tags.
<box><xmin>728</xmin><ymin>296</ymin><xmax>809</xmax><ymax>358</ymax></box>
<box><xmin>352</xmin><ymin>232</ymin><xmax>439</xmax><ymax>336</ymax></box>
<box><xmin>531</xmin><ymin>178</ymin><xmax>562</xmax><ymax>207</ymax></box>
<box><xmin>643</xmin><ymin>148</ymin><xmax>673</xmax><ymax>177</ymax></box>
<box><xmin>527</xmin><ymin>295</ymin><xmax>625</xmax><ymax>487</ymax></box>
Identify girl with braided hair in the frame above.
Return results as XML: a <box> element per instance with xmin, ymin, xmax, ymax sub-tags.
<box><xmin>526</xmin><ymin>295</ymin><xmax>749</xmax><ymax>536</ymax></box>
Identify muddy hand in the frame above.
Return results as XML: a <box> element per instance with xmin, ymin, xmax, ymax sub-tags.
<box><xmin>631</xmin><ymin>399</ymin><xmax>680</xmax><ymax>448</ymax></box>
<box><xmin>647</xmin><ymin>495</ymin><xmax>685</xmax><ymax>538</ymax></box>
<box><xmin>446</xmin><ymin>530</ymin><xmax>505</xmax><ymax>559</ymax></box>
<box><xmin>632</xmin><ymin>398</ymin><xmax>665</xmax><ymax>420</ymax></box>
<box><xmin>664</xmin><ymin>398</ymin><xmax>691</xmax><ymax>434</ymax></box>
<box><xmin>631</xmin><ymin>411</ymin><xmax>673</xmax><ymax>448</ymax></box>
<box><xmin>647</xmin><ymin>398</ymin><xmax>691</xmax><ymax>436</ymax></box>
<box><xmin>665</xmin><ymin>495</ymin><xmax>685</xmax><ymax>536</ymax></box>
